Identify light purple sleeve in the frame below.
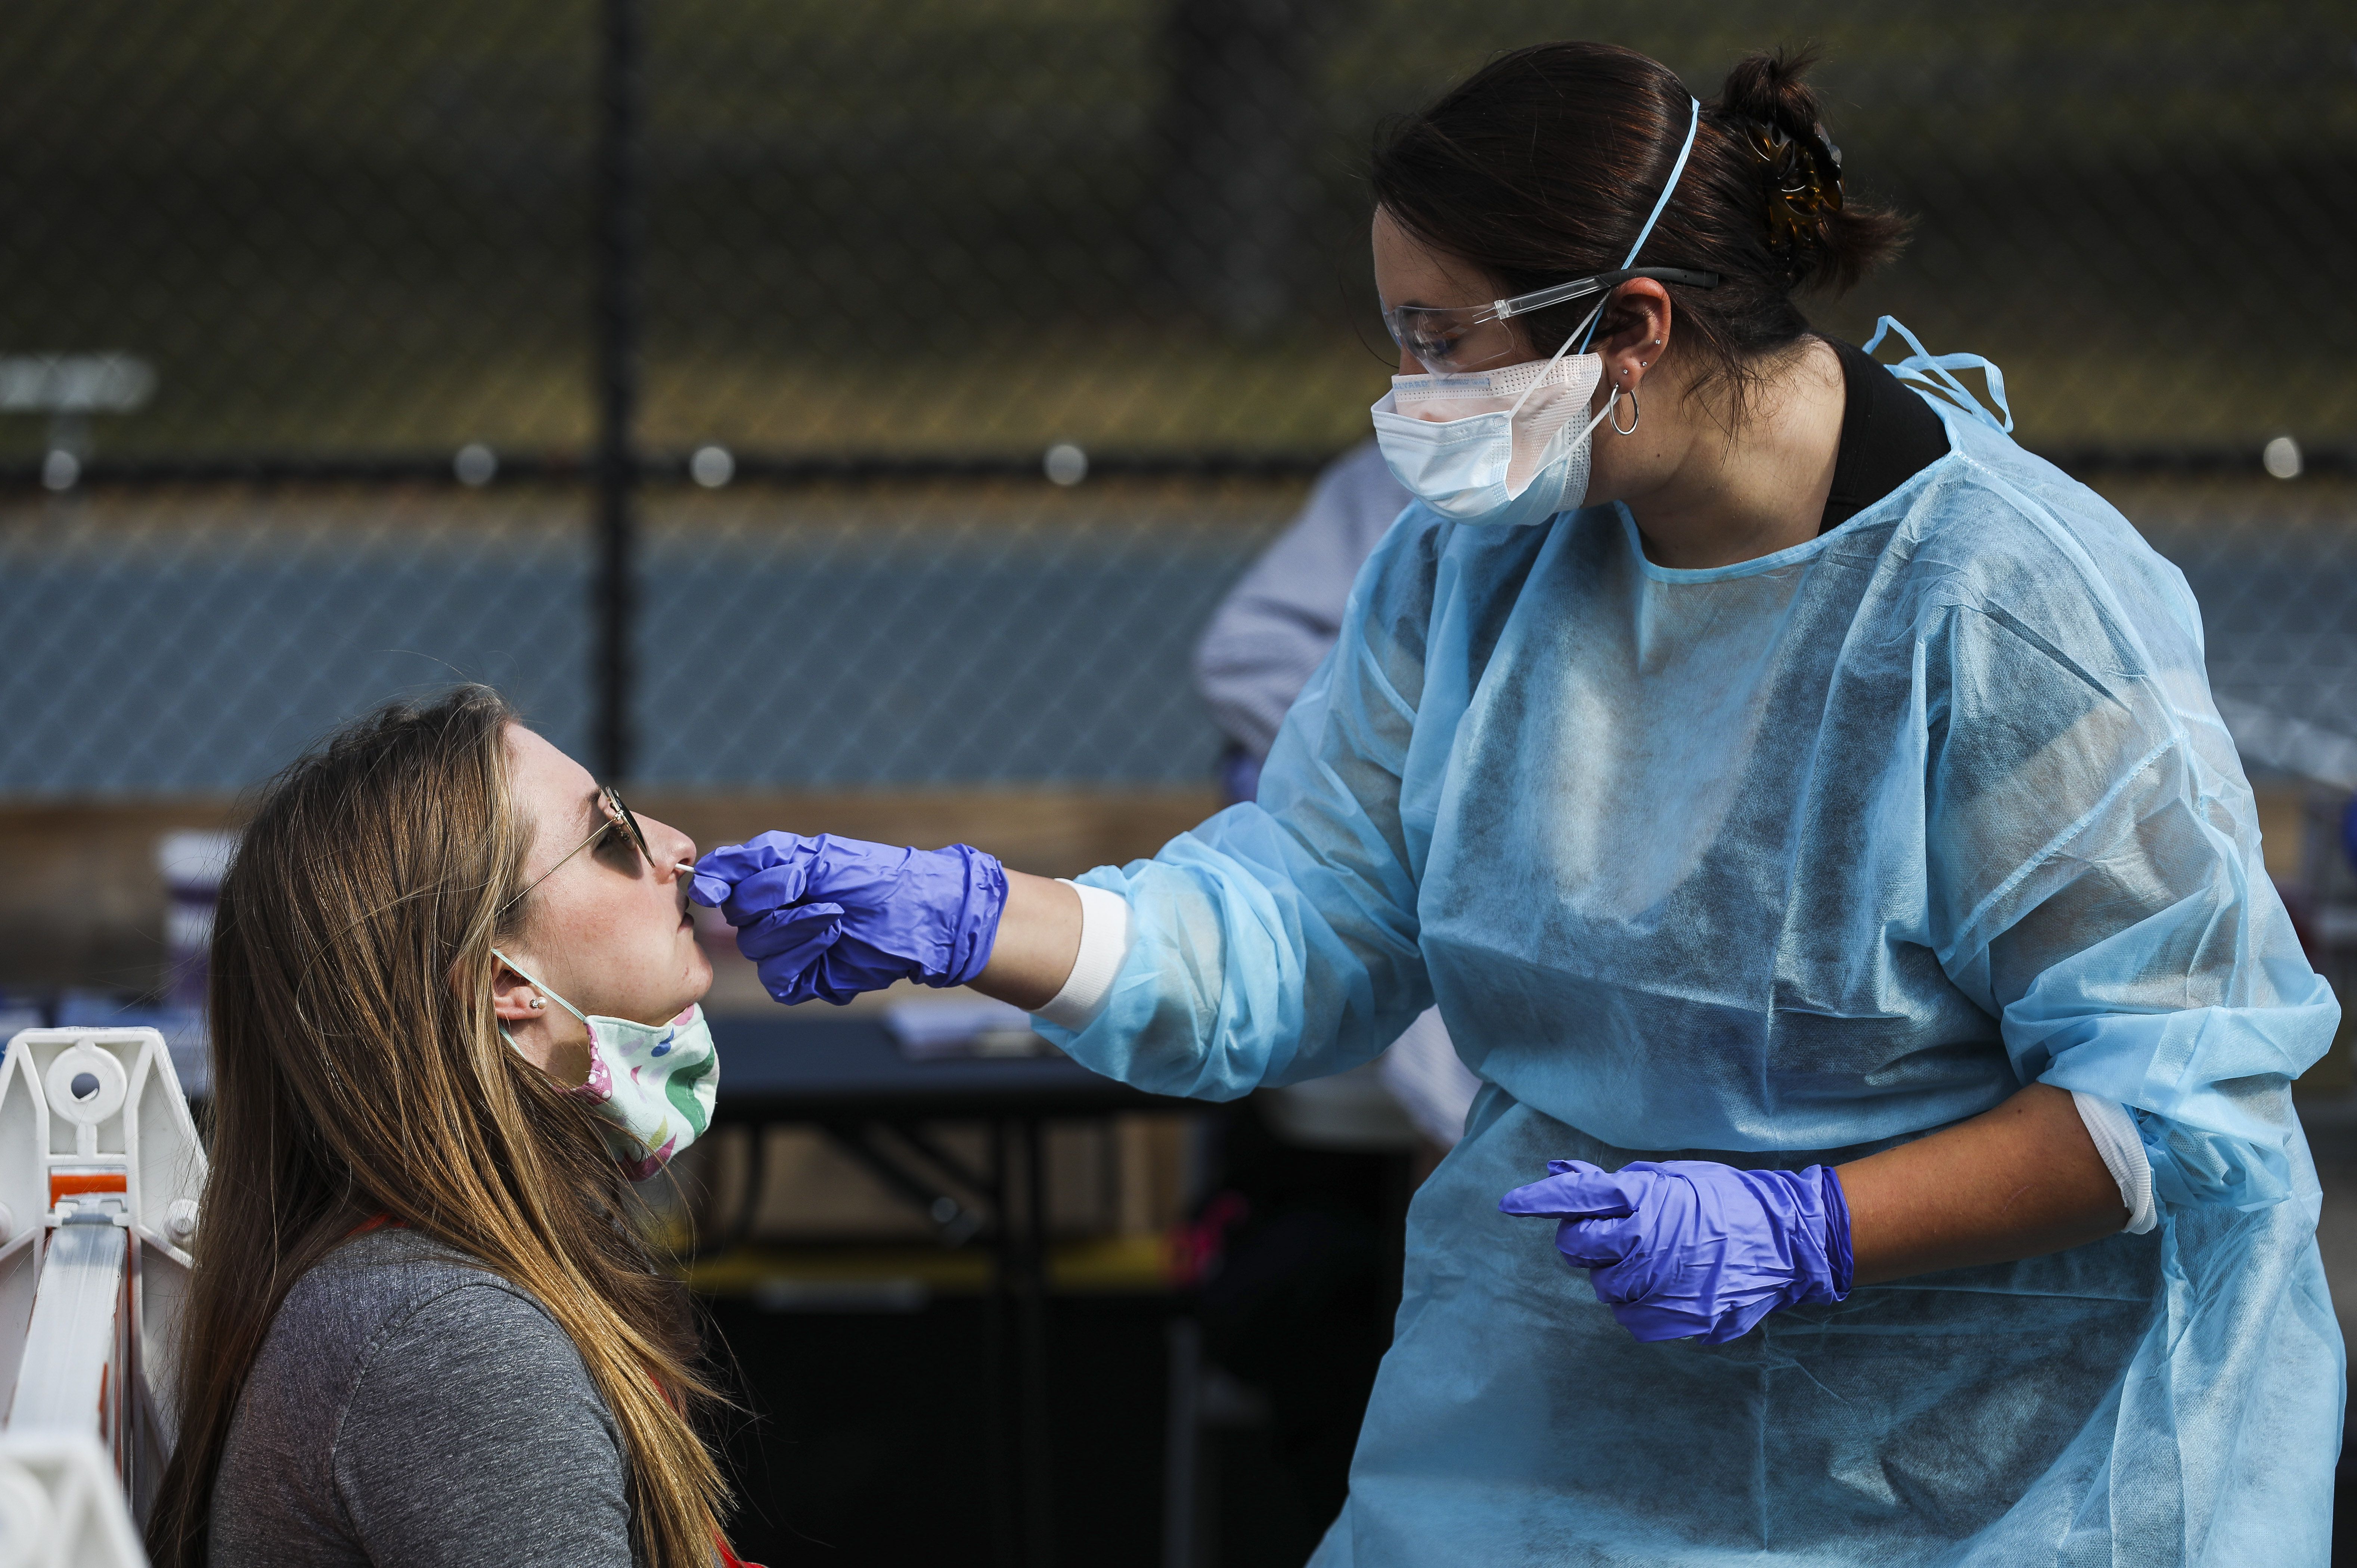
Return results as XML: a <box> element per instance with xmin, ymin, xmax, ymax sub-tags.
<box><xmin>1193</xmin><ymin>439</ymin><xmax>1413</xmax><ymax>759</ymax></box>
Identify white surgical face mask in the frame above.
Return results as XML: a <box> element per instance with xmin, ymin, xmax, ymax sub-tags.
<box><xmin>493</xmin><ymin>948</ymin><xmax>719</xmax><ymax>1181</ymax></box>
<box><xmin>1371</xmin><ymin>324</ymin><xmax>1621</xmax><ymax>529</ymax></box>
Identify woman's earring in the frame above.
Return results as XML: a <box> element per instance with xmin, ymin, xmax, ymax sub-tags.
<box><xmin>1612</xmin><ymin>391</ymin><xmax>1641</xmax><ymax>436</ymax></box>
<box><xmin>528</xmin><ymin>997</ymin><xmax>548</xmax><ymax>1011</ymax></box>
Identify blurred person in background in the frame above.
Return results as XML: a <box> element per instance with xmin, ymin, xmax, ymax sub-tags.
<box><xmin>693</xmin><ymin>42</ymin><xmax>2340</xmax><ymax>1564</ymax></box>
<box><xmin>1194</xmin><ymin>439</ymin><xmax>1481</xmax><ymax>1156</ymax></box>
<box><xmin>148</xmin><ymin>687</ymin><xmax>753</xmax><ymax>1568</ymax></box>
<box><xmin>1177</xmin><ymin>447</ymin><xmax>1483</xmax><ymax>1549</ymax></box>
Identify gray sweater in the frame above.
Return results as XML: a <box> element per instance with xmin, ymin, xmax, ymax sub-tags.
<box><xmin>208</xmin><ymin>1225</ymin><xmax>638</xmax><ymax>1567</ymax></box>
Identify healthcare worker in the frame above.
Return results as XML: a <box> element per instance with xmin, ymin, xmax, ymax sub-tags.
<box><xmin>694</xmin><ymin>43</ymin><xmax>2343</xmax><ymax>1564</ymax></box>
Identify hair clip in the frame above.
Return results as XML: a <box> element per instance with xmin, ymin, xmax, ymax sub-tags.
<box><xmin>1747</xmin><ymin>120</ymin><xmax>1844</xmax><ymax>260</ymax></box>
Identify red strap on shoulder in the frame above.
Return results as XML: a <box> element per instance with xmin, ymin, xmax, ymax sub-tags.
<box><xmin>714</xmin><ymin>1533</ymin><xmax>762</xmax><ymax>1568</ymax></box>
<box><xmin>345</xmin><ymin>1213</ymin><xmax>405</xmax><ymax>1239</ymax></box>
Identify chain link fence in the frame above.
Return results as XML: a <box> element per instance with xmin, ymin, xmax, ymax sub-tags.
<box><xmin>1</xmin><ymin>0</ymin><xmax>2352</xmax><ymax>800</ymax></box>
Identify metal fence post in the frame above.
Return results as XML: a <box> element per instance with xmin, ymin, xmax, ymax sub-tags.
<box><xmin>593</xmin><ymin>0</ymin><xmax>645</xmax><ymax>781</ymax></box>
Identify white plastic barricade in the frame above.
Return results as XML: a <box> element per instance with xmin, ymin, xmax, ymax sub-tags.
<box><xmin>0</xmin><ymin>1027</ymin><xmax>207</xmax><ymax>1563</ymax></box>
<box><xmin>0</xmin><ymin>1432</ymin><xmax>148</xmax><ymax>1568</ymax></box>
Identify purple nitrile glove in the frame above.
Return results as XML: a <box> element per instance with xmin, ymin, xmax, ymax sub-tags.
<box><xmin>689</xmin><ymin>831</ymin><xmax>1008</xmax><ymax>1007</ymax></box>
<box><xmin>1498</xmin><ymin>1159</ymin><xmax>1852</xmax><ymax>1344</ymax></box>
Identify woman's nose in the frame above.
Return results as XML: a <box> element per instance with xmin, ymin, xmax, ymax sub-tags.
<box><xmin>644</xmin><ymin>819</ymin><xmax>697</xmax><ymax>877</ymax></box>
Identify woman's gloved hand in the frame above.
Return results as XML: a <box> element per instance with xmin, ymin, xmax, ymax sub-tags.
<box><xmin>1498</xmin><ymin>1159</ymin><xmax>1852</xmax><ymax>1344</ymax></box>
<box><xmin>689</xmin><ymin>832</ymin><xmax>1008</xmax><ymax>1006</ymax></box>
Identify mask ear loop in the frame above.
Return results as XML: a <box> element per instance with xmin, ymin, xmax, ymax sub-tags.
<box><xmin>1504</xmin><ymin>298</ymin><xmax>1610</xmax><ymax>423</ymax></box>
<box><xmin>1501</xmin><ymin>96</ymin><xmax>1702</xmax><ymax>448</ymax></box>
<box><xmin>1523</xmin><ymin>300</ymin><xmax>1632</xmax><ymax>446</ymax></box>
<box><xmin>1577</xmin><ymin>94</ymin><xmax>1702</xmax><ymax>359</ymax></box>
<box><xmin>1500</xmin><ymin>300</ymin><xmax>1627</xmax><ymax>496</ymax></box>
<box><xmin>491</xmin><ymin>947</ymin><xmax>589</xmax><ymax>1030</ymax></box>
<box><xmin>1567</xmin><ymin>92</ymin><xmax>1702</xmax><ymax>440</ymax></box>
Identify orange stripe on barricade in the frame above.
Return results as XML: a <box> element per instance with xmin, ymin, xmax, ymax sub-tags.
<box><xmin>49</xmin><ymin>1172</ymin><xmax>128</xmax><ymax>1202</ymax></box>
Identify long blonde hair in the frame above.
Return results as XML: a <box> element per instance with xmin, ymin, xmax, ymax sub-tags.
<box><xmin>148</xmin><ymin>685</ymin><xmax>728</xmax><ymax>1567</ymax></box>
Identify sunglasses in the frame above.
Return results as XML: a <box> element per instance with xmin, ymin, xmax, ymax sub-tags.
<box><xmin>505</xmin><ymin>783</ymin><xmax>659</xmax><ymax>912</ymax></box>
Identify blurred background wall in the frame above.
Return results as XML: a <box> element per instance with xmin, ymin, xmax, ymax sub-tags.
<box><xmin>3</xmin><ymin>1</ymin><xmax>2352</xmax><ymax>912</ymax></box>
<box><xmin>5</xmin><ymin>0</ymin><xmax>2355</xmax><ymax>999</ymax></box>
<box><xmin>3</xmin><ymin>4</ymin><xmax>2355</xmax><ymax>1562</ymax></box>
<box><xmin>2</xmin><ymin>0</ymin><xmax>2343</xmax><ymax>1050</ymax></box>
<box><xmin>4</xmin><ymin>3</ymin><xmax>2351</xmax><ymax>825</ymax></box>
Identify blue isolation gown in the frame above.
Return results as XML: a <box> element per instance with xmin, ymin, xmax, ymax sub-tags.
<box><xmin>1036</xmin><ymin>374</ymin><xmax>2345</xmax><ymax>1564</ymax></box>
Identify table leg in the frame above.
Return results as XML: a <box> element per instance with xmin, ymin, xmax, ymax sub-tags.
<box><xmin>987</xmin><ymin>1118</ymin><xmax>1019</xmax><ymax>1568</ymax></box>
<box><xmin>682</xmin><ymin>1122</ymin><xmax>768</xmax><ymax>1262</ymax></box>
<box><xmin>1162</xmin><ymin>1316</ymin><xmax>1201</xmax><ymax>1568</ymax></box>
<box><xmin>1016</xmin><ymin>1115</ymin><xmax>1056</xmax><ymax>1567</ymax></box>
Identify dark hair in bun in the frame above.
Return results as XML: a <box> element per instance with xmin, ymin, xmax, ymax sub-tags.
<box><xmin>1370</xmin><ymin>41</ymin><xmax>1911</xmax><ymax>418</ymax></box>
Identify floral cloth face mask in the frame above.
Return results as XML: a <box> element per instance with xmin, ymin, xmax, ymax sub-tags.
<box><xmin>493</xmin><ymin>948</ymin><xmax>719</xmax><ymax>1180</ymax></box>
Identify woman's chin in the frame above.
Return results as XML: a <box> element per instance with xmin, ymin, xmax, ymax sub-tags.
<box><xmin>680</xmin><ymin>941</ymin><xmax>716</xmax><ymax>1001</ymax></box>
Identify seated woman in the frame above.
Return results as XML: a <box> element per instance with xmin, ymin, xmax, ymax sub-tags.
<box><xmin>146</xmin><ymin>685</ymin><xmax>746</xmax><ymax>1568</ymax></box>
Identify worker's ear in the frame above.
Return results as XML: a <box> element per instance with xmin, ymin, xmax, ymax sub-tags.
<box><xmin>1593</xmin><ymin>280</ymin><xmax>1671</xmax><ymax>402</ymax></box>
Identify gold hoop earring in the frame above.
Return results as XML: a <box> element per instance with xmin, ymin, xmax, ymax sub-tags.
<box><xmin>1611</xmin><ymin>391</ymin><xmax>1640</xmax><ymax>436</ymax></box>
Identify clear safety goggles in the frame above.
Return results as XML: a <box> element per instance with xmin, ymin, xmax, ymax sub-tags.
<box><xmin>1381</xmin><ymin>266</ymin><xmax>1719</xmax><ymax>374</ymax></box>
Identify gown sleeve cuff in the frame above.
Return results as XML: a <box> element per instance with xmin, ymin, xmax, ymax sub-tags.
<box><xmin>2071</xmin><ymin>1091</ymin><xmax>2157</xmax><ymax>1235</ymax></box>
<box><xmin>1033</xmin><ymin>880</ymin><xmax>1134</xmax><ymax>1030</ymax></box>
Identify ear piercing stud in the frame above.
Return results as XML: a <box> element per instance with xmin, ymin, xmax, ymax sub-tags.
<box><xmin>528</xmin><ymin>997</ymin><xmax>548</xmax><ymax>1011</ymax></box>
